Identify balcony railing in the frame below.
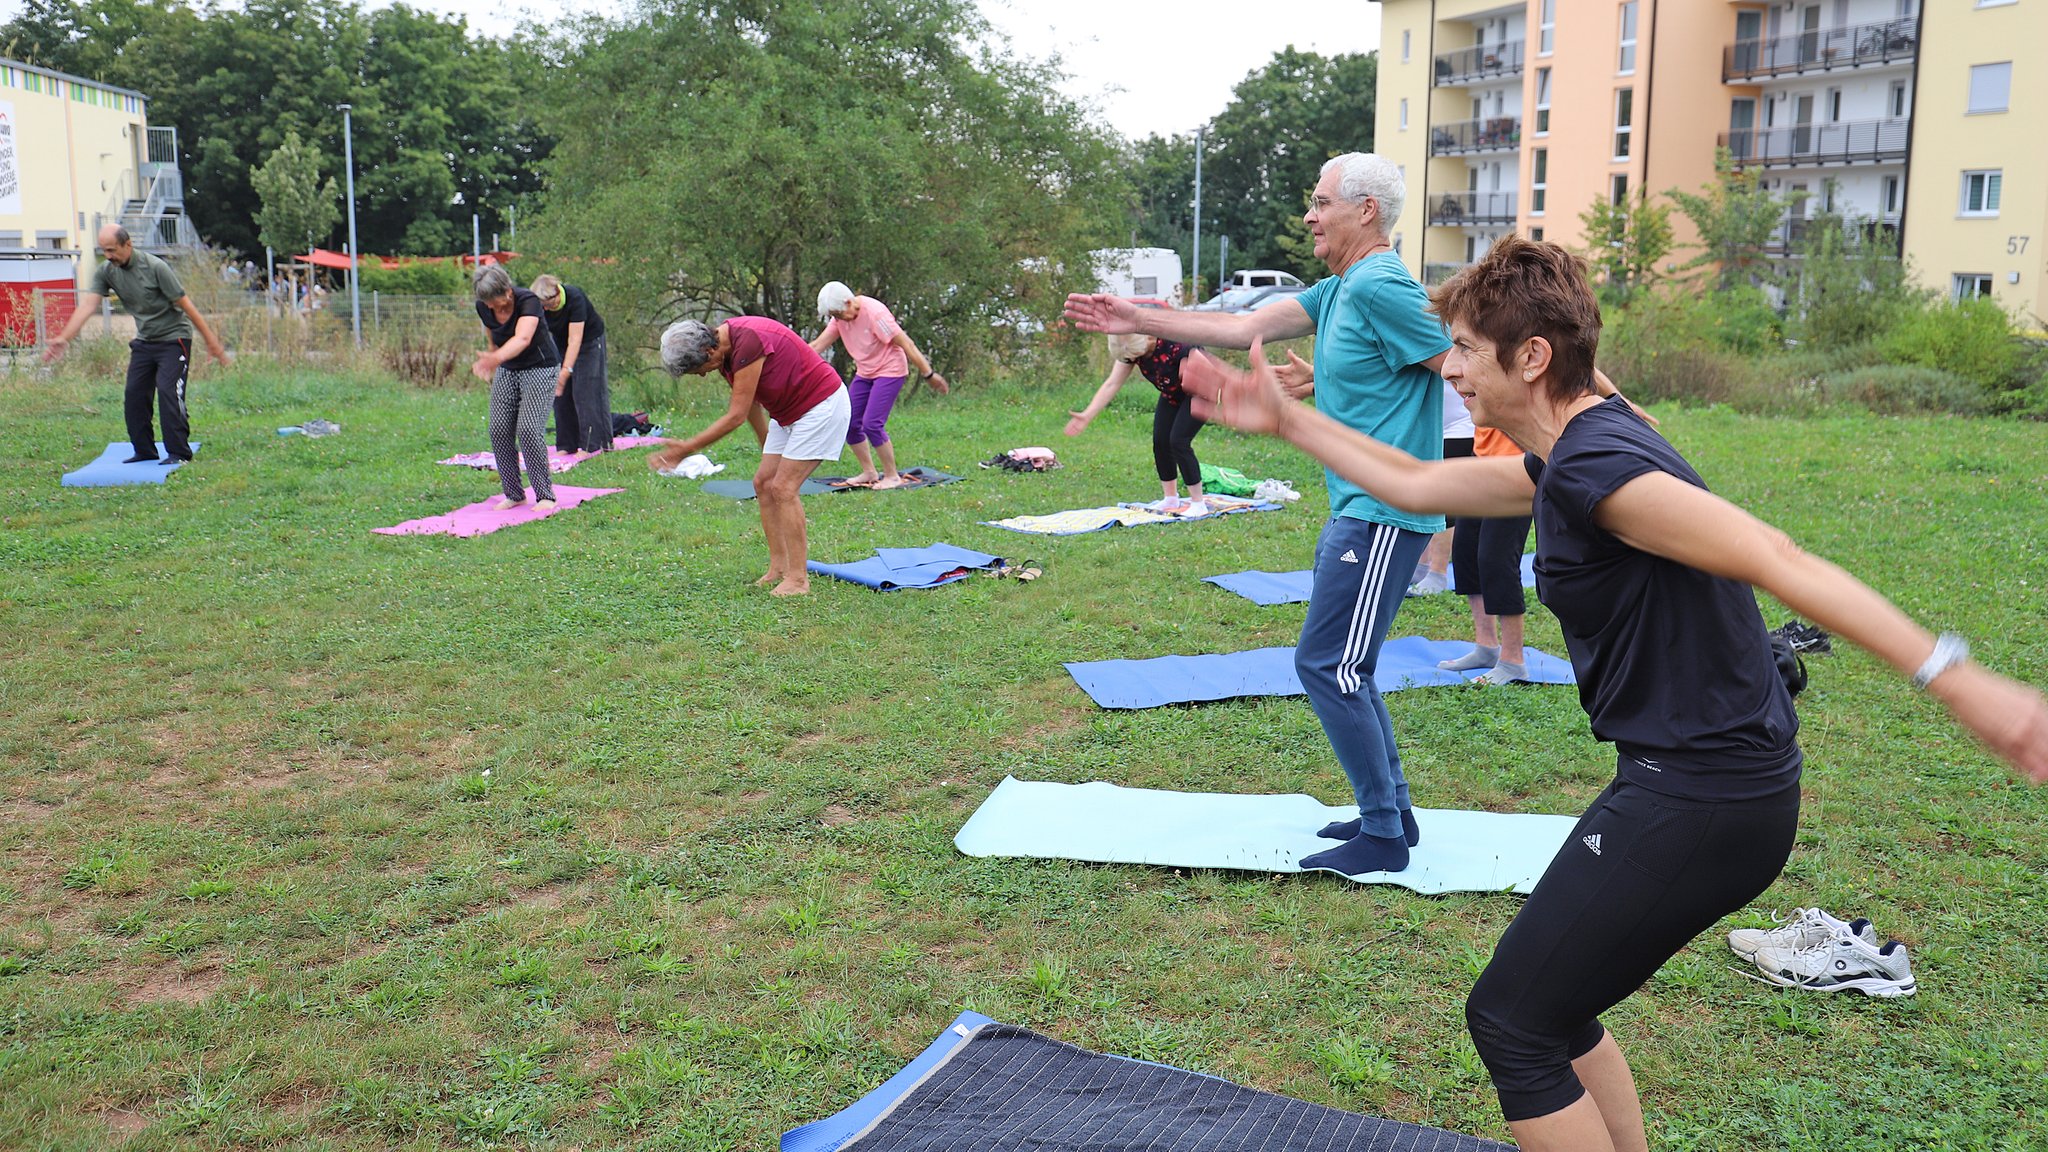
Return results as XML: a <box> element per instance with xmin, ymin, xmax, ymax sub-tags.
<box><xmin>1423</xmin><ymin>262</ymin><xmax>1468</xmax><ymax>286</ymax></box>
<box><xmin>1429</xmin><ymin>190</ymin><xmax>1519</xmax><ymax>228</ymax></box>
<box><xmin>1431</xmin><ymin>117</ymin><xmax>1522</xmax><ymax>157</ymax></box>
<box><xmin>1720</xmin><ymin>117</ymin><xmax>1908</xmax><ymax>168</ymax></box>
<box><xmin>1724</xmin><ymin>16</ymin><xmax>1916</xmax><ymax>81</ymax></box>
<box><xmin>1434</xmin><ymin>39</ymin><xmax>1524</xmax><ymax>86</ymax></box>
<box><xmin>1762</xmin><ymin>214</ymin><xmax>1901</xmax><ymax>255</ymax></box>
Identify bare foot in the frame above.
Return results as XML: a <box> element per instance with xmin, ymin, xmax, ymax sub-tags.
<box><xmin>769</xmin><ymin>578</ymin><xmax>810</xmax><ymax>596</ymax></box>
<box><xmin>832</xmin><ymin>473</ymin><xmax>880</xmax><ymax>489</ymax></box>
<box><xmin>489</xmin><ymin>496</ymin><xmax>523</xmax><ymax>511</ymax></box>
<box><xmin>754</xmin><ymin>570</ymin><xmax>784</xmax><ymax>587</ymax></box>
<box><xmin>871</xmin><ymin>474</ymin><xmax>915</xmax><ymax>490</ymax></box>
<box><xmin>534</xmin><ymin>498</ymin><xmax>558</xmax><ymax>511</ymax></box>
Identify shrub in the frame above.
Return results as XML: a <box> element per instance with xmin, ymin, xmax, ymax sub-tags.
<box><xmin>378</xmin><ymin>328</ymin><xmax>471</xmax><ymax>389</ymax></box>
<box><xmin>1696</xmin><ymin>284</ymin><xmax>1784</xmax><ymax>355</ymax></box>
<box><xmin>1823</xmin><ymin>364</ymin><xmax>1989</xmax><ymax>416</ymax></box>
<box><xmin>360</xmin><ymin>261</ymin><xmax>467</xmax><ymax>297</ymax></box>
<box><xmin>1875</xmin><ymin>298</ymin><xmax>2021</xmax><ymax>394</ymax></box>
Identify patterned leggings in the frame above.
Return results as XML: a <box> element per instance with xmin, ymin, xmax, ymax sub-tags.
<box><xmin>489</xmin><ymin>365</ymin><xmax>557</xmax><ymax>502</ymax></box>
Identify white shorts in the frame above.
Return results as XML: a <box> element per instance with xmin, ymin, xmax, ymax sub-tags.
<box><xmin>762</xmin><ymin>386</ymin><xmax>850</xmax><ymax>461</ymax></box>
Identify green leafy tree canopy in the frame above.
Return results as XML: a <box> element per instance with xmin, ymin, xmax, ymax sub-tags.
<box><xmin>250</xmin><ymin>129</ymin><xmax>340</xmax><ymax>257</ymax></box>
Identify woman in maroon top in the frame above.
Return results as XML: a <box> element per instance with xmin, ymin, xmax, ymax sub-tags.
<box><xmin>1065</xmin><ymin>332</ymin><xmax>1208</xmax><ymax>508</ymax></box>
<box><xmin>651</xmin><ymin>317</ymin><xmax>852</xmax><ymax>596</ymax></box>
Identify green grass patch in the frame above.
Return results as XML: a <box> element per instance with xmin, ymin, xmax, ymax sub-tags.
<box><xmin>0</xmin><ymin>359</ymin><xmax>2043</xmax><ymax>1148</ymax></box>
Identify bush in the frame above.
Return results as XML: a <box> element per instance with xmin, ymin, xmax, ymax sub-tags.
<box><xmin>1823</xmin><ymin>364</ymin><xmax>1989</xmax><ymax>415</ymax></box>
<box><xmin>1876</xmin><ymin>298</ymin><xmax>2021</xmax><ymax>394</ymax></box>
<box><xmin>1696</xmin><ymin>284</ymin><xmax>1784</xmax><ymax>355</ymax></box>
<box><xmin>360</xmin><ymin>262</ymin><xmax>467</xmax><ymax>297</ymax></box>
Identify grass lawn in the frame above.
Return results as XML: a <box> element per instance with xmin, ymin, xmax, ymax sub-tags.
<box><xmin>1</xmin><ymin>355</ymin><xmax>2043</xmax><ymax>1150</ymax></box>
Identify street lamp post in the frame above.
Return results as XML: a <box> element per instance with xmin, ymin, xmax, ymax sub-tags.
<box><xmin>1190</xmin><ymin>129</ymin><xmax>1203</xmax><ymax>306</ymax></box>
<box><xmin>339</xmin><ymin>103</ymin><xmax>362</xmax><ymax>348</ymax></box>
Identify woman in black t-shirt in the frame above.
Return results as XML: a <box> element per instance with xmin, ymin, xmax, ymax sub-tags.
<box><xmin>531</xmin><ymin>274</ymin><xmax>613</xmax><ymax>454</ymax></box>
<box><xmin>1065</xmin><ymin>333</ymin><xmax>1207</xmax><ymax>508</ymax></box>
<box><xmin>1185</xmin><ymin>237</ymin><xmax>2048</xmax><ymax>1152</ymax></box>
<box><xmin>471</xmin><ymin>265</ymin><xmax>562</xmax><ymax>509</ymax></box>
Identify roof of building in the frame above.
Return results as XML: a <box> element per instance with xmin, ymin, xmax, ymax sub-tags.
<box><xmin>0</xmin><ymin>56</ymin><xmax>149</xmax><ymax>101</ymax></box>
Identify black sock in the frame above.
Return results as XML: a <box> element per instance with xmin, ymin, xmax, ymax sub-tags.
<box><xmin>1299</xmin><ymin>832</ymin><xmax>1410</xmax><ymax>876</ymax></box>
<box><xmin>1318</xmin><ymin>809</ymin><xmax>1421</xmax><ymax>847</ymax></box>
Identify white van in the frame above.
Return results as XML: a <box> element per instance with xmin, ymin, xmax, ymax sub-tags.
<box><xmin>1224</xmin><ymin>268</ymin><xmax>1305</xmax><ymax>290</ymax></box>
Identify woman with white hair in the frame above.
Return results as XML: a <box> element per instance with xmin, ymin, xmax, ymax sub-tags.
<box><xmin>649</xmin><ymin>316</ymin><xmax>851</xmax><ymax>596</ymax></box>
<box><xmin>529</xmin><ymin>273</ymin><xmax>612</xmax><ymax>454</ymax></box>
<box><xmin>1063</xmin><ymin>332</ymin><xmax>1208</xmax><ymax>509</ymax></box>
<box><xmin>470</xmin><ymin>264</ymin><xmax>561</xmax><ymax>510</ymax></box>
<box><xmin>807</xmin><ymin>281</ymin><xmax>948</xmax><ymax>489</ymax></box>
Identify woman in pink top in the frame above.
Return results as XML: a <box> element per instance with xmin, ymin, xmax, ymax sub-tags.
<box><xmin>808</xmin><ymin>281</ymin><xmax>949</xmax><ymax>489</ymax></box>
<box><xmin>650</xmin><ymin>317</ymin><xmax>852</xmax><ymax>596</ymax></box>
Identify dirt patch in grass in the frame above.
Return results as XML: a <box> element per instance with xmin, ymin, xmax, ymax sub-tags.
<box><xmin>819</xmin><ymin>804</ymin><xmax>857</xmax><ymax>828</ymax></box>
<box><xmin>92</xmin><ymin>1107</ymin><xmax>150</xmax><ymax>1141</ymax></box>
<box><xmin>124</xmin><ymin>961</ymin><xmax>227</xmax><ymax>1006</ymax></box>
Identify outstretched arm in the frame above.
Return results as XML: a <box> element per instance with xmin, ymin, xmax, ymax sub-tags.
<box><xmin>41</xmin><ymin>292</ymin><xmax>105</xmax><ymax>362</ymax></box>
<box><xmin>891</xmin><ymin>330</ymin><xmax>948</xmax><ymax>393</ymax></box>
<box><xmin>1184</xmin><ymin>340</ymin><xmax>1537</xmax><ymax>518</ymax></box>
<box><xmin>1595</xmin><ymin>472</ymin><xmax>2048</xmax><ymax>783</ymax></box>
<box><xmin>1063</xmin><ymin>293</ymin><xmax>1314</xmax><ymax>350</ymax></box>
<box><xmin>1065</xmin><ymin>360</ymin><xmax>1135</xmax><ymax>436</ymax></box>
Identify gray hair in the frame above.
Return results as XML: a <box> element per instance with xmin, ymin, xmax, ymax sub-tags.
<box><xmin>529</xmin><ymin>273</ymin><xmax>563</xmax><ymax>303</ymax></box>
<box><xmin>473</xmin><ymin>264</ymin><xmax>513</xmax><ymax>302</ymax></box>
<box><xmin>111</xmin><ymin>225</ymin><xmax>132</xmax><ymax>245</ymax></box>
<box><xmin>1321</xmin><ymin>152</ymin><xmax>1405</xmax><ymax>232</ymax></box>
<box><xmin>661</xmin><ymin>320</ymin><xmax>720</xmax><ymax>375</ymax></box>
<box><xmin>817</xmin><ymin>280</ymin><xmax>855</xmax><ymax>320</ymax></box>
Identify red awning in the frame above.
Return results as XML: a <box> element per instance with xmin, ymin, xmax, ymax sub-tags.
<box><xmin>296</xmin><ymin>249</ymin><xmax>521</xmax><ymax>270</ymax></box>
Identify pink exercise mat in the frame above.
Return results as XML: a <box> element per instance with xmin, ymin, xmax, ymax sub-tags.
<box><xmin>437</xmin><ymin>438</ymin><xmax>665</xmax><ymax>473</ymax></box>
<box><xmin>373</xmin><ymin>485</ymin><xmax>623</xmax><ymax>538</ymax></box>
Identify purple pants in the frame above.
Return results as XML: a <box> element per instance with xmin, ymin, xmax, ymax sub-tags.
<box><xmin>845</xmin><ymin>374</ymin><xmax>908</xmax><ymax>445</ymax></box>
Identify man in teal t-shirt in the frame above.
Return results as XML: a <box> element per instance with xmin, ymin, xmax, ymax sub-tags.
<box><xmin>45</xmin><ymin>225</ymin><xmax>231</xmax><ymax>463</ymax></box>
<box><xmin>1065</xmin><ymin>152</ymin><xmax>1448</xmax><ymax>877</ymax></box>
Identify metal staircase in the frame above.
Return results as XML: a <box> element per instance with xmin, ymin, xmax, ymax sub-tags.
<box><xmin>114</xmin><ymin>126</ymin><xmax>202</xmax><ymax>250</ymax></box>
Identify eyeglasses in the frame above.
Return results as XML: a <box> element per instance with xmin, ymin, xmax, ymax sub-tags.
<box><xmin>1305</xmin><ymin>194</ymin><xmax>1337</xmax><ymax>213</ymax></box>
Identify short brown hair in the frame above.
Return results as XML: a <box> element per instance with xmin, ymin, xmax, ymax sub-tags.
<box><xmin>1430</xmin><ymin>237</ymin><xmax>1601</xmax><ymax>404</ymax></box>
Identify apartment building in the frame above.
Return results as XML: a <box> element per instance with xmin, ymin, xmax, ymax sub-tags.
<box><xmin>1375</xmin><ymin>0</ymin><xmax>2045</xmax><ymax>323</ymax></box>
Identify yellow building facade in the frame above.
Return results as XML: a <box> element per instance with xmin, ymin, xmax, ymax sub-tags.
<box><xmin>1375</xmin><ymin>0</ymin><xmax>2044</xmax><ymax>324</ymax></box>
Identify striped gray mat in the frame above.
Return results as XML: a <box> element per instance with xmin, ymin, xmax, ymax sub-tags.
<box><xmin>843</xmin><ymin>1023</ymin><xmax>1511</xmax><ymax>1151</ymax></box>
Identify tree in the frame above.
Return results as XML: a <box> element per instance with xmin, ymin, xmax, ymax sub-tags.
<box><xmin>249</xmin><ymin>129</ymin><xmax>340</xmax><ymax>257</ymax></box>
<box><xmin>1125</xmin><ymin>133</ymin><xmax>1196</xmax><ymax>256</ymax></box>
<box><xmin>1786</xmin><ymin>186</ymin><xmax>1920</xmax><ymax>351</ymax></box>
<box><xmin>519</xmin><ymin>0</ymin><xmax>1127</xmax><ymax>362</ymax></box>
<box><xmin>1667</xmin><ymin>149</ymin><xmax>1790</xmax><ymax>290</ymax></box>
<box><xmin>1576</xmin><ymin>188</ymin><xmax>1672</xmax><ymax>305</ymax></box>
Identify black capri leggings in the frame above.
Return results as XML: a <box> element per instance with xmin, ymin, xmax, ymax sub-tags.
<box><xmin>1451</xmin><ymin>513</ymin><xmax>1534</xmax><ymax>617</ymax></box>
<box><xmin>1465</xmin><ymin>770</ymin><xmax>1800</xmax><ymax>1121</ymax></box>
<box><xmin>1152</xmin><ymin>395</ymin><xmax>1205</xmax><ymax>488</ymax></box>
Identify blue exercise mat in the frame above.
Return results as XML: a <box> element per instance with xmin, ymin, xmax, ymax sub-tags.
<box><xmin>957</xmin><ymin>777</ymin><xmax>1575</xmax><ymax>893</ymax></box>
<box><xmin>700</xmin><ymin>477</ymin><xmax>842</xmax><ymax>499</ymax></box>
<box><xmin>61</xmin><ymin>442</ymin><xmax>198</xmax><ymax>487</ymax></box>
<box><xmin>785</xmin><ymin>1010</ymin><xmax>1513</xmax><ymax>1151</ymax></box>
<box><xmin>1065</xmin><ymin>636</ymin><xmax>1575</xmax><ymax>709</ymax></box>
<box><xmin>1207</xmin><ymin>554</ymin><xmax>1535</xmax><ymax>605</ymax></box>
<box><xmin>808</xmin><ymin>542</ymin><xmax>1003</xmax><ymax>590</ymax></box>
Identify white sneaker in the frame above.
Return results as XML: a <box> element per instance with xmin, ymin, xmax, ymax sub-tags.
<box><xmin>1728</xmin><ymin>907</ymin><xmax>1877</xmax><ymax>962</ymax></box>
<box><xmin>1752</xmin><ymin>928</ymin><xmax>1917</xmax><ymax>997</ymax></box>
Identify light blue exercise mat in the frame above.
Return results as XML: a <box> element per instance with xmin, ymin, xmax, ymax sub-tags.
<box><xmin>808</xmin><ymin>543</ymin><xmax>1003</xmax><ymax>591</ymax></box>
<box><xmin>956</xmin><ymin>777</ymin><xmax>1575</xmax><ymax>894</ymax></box>
<box><xmin>61</xmin><ymin>442</ymin><xmax>198</xmax><ymax>487</ymax></box>
<box><xmin>1065</xmin><ymin>636</ymin><xmax>1575</xmax><ymax>709</ymax></box>
<box><xmin>1205</xmin><ymin>554</ymin><xmax>1535</xmax><ymax>606</ymax></box>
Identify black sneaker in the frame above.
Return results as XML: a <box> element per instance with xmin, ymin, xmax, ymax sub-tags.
<box><xmin>123</xmin><ymin>453</ymin><xmax>160</xmax><ymax>464</ymax></box>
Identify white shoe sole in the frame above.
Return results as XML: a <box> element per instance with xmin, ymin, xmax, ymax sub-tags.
<box><xmin>1751</xmin><ymin>969</ymin><xmax>1917</xmax><ymax>997</ymax></box>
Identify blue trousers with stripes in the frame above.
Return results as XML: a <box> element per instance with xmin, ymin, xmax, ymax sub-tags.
<box><xmin>1295</xmin><ymin>516</ymin><xmax>1432</xmax><ymax>840</ymax></box>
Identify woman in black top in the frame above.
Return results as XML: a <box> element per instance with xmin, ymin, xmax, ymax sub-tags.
<box><xmin>531</xmin><ymin>274</ymin><xmax>613</xmax><ymax>454</ymax></box>
<box><xmin>471</xmin><ymin>264</ymin><xmax>562</xmax><ymax>509</ymax></box>
<box><xmin>1066</xmin><ymin>332</ymin><xmax>1207</xmax><ymax>509</ymax></box>
<box><xmin>1185</xmin><ymin>237</ymin><xmax>2048</xmax><ymax>1152</ymax></box>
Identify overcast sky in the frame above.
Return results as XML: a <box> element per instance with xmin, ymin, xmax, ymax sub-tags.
<box><xmin>2</xmin><ymin>0</ymin><xmax>1384</xmax><ymax>141</ymax></box>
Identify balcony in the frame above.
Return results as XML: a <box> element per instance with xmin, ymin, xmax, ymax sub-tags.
<box><xmin>1431</xmin><ymin>117</ymin><xmax>1522</xmax><ymax>157</ymax></box>
<box><xmin>1423</xmin><ymin>262</ymin><xmax>1468</xmax><ymax>286</ymax></box>
<box><xmin>1429</xmin><ymin>190</ymin><xmax>1519</xmax><ymax>228</ymax></box>
<box><xmin>1434</xmin><ymin>40</ymin><xmax>1524</xmax><ymax>87</ymax></box>
<box><xmin>1762</xmin><ymin>214</ymin><xmax>1901</xmax><ymax>255</ymax></box>
<box><xmin>1720</xmin><ymin>117</ymin><xmax>1908</xmax><ymax>169</ymax></box>
<box><xmin>1723</xmin><ymin>17</ymin><xmax>1916</xmax><ymax>81</ymax></box>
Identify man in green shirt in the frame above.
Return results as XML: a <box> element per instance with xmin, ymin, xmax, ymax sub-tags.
<box><xmin>44</xmin><ymin>225</ymin><xmax>231</xmax><ymax>463</ymax></box>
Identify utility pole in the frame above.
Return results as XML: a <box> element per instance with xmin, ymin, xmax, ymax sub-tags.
<box><xmin>472</xmin><ymin>214</ymin><xmax>482</xmax><ymax>270</ymax></box>
<box><xmin>339</xmin><ymin>103</ymin><xmax>362</xmax><ymax>348</ymax></box>
<box><xmin>1190</xmin><ymin>129</ymin><xmax>1203</xmax><ymax>305</ymax></box>
<box><xmin>1219</xmin><ymin>235</ymin><xmax>1230</xmax><ymax>290</ymax></box>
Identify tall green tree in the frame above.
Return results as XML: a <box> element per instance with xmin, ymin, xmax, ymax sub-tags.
<box><xmin>1667</xmin><ymin>149</ymin><xmax>1789</xmax><ymax>290</ymax></box>
<box><xmin>250</xmin><ymin>130</ymin><xmax>340</xmax><ymax>258</ymax></box>
<box><xmin>1577</xmin><ymin>189</ymin><xmax>1672</xmax><ymax>305</ymax></box>
<box><xmin>520</xmin><ymin>0</ymin><xmax>1127</xmax><ymax>358</ymax></box>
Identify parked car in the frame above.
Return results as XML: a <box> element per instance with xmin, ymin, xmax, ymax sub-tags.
<box><xmin>1222</xmin><ymin>268</ymin><xmax>1305</xmax><ymax>291</ymax></box>
<box><xmin>1192</xmin><ymin>284</ymin><xmax>1307</xmax><ymax>313</ymax></box>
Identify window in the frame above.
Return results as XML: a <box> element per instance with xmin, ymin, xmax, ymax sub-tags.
<box><xmin>1827</xmin><ymin>88</ymin><xmax>1843</xmax><ymax>122</ymax></box>
<box><xmin>1613</xmin><ymin>89</ymin><xmax>1634</xmax><ymax>159</ymax></box>
<box><xmin>1531</xmin><ymin>149</ymin><xmax>1548</xmax><ymax>215</ymax></box>
<box><xmin>1975</xmin><ymin>0</ymin><xmax>2017</xmax><ymax>8</ymax></box>
<box><xmin>1611</xmin><ymin>174</ymin><xmax>1629</xmax><ymax>206</ymax></box>
<box><xmin>1960</xmin><ymin>170</ymin><xmax>2002</xmax><ymax>215</ymax></box>
<box><xmin>1535</xmin><ymin>68</ymin><xmax>1552</xmax><ymax>134</ymax></box>
<box><xmin>1618</xmin><ymin>2</ymin><xmax>1638</xmax><ymax>73</ymax></box>
<box><xmin>1400</xmin><ymin>98</ymin><xmax>1409</xmax><ymax>131</ymax></box>
<box><xmin>1540</xmin><ymin>0</ymin><xmax>1556</xmax><ymax>53</ymax></box>
<box><xmin>1530</xmin><ymin>227</ymin><xmax>1545</xmax><ymax>242</ymax></box>
<box><xmin>1968</xmin><ymin>63</ymin><xmax>2012</xmax><ymax>113</ymax></box>
<box><xmin>1402</xmin><ymin>30</ymin><xmax>1411</xmax><ymax>63</ymax></box>
<box><xmin>1953</xmin><ymin>274</ymin><xmax>1994</xmax><ymax>300</ymax></box>
<box><xmin>0</xmin><ymin>231</ymin><xmax>20</xmax><ymax>246</ymax></box>
<box><xmin>1883</xmin><ymin>175</ymin><xmax>1901</xmax><ymax>216</ymax></box>
<box><xmin>1889</xmin><ymin>80</ymin><xmax>1909</xmax><ymax>118</ymax></box>
<box><xmin>1393</xmin><ymin>233</ymin><xmax>1403</xmax><ymax>255</ymax></box>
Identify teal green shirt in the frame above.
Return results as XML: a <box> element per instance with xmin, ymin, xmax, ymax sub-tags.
<box><xmin>1293</xmin><ymin>252</ymin><xmax>1451</xmax><ymax>533</ymax></box>
<box><xmin>90</xmin><ymin>250</ymin><xmax>193</xmax><ymax>343</ymax></box>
